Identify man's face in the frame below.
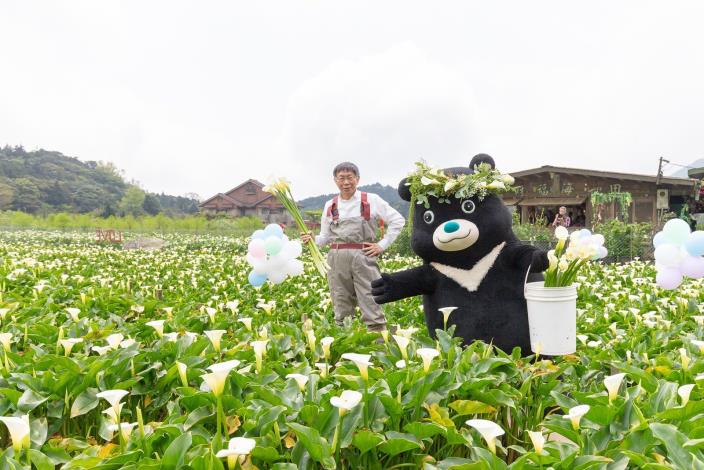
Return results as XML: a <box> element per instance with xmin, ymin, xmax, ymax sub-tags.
<box><xmin>335</xmin><ymin>170</ymin><xmax>359</xmax><ymax>198</ymax></box>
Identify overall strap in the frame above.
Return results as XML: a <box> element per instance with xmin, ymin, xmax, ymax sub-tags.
<box><xmin>360</xmin><ymin>192</ymin><xmax>371</xmax><ymax>221</ymax></box>
<box><xmin>327</xmin><ymin>196</ymin><xmax>340</xmax><ymax>221</ymax></box>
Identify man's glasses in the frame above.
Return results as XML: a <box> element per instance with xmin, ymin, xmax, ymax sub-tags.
<box><xmin>335</xmin><ymin>176</ymin><xmax>358</xmax><ymax>183</ymax></box>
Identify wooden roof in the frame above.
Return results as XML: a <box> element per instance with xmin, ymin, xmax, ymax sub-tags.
<box><xmin>510</xmin><ymin>165</ymin><xmax>697</xmax><ymax>187</ymax></box>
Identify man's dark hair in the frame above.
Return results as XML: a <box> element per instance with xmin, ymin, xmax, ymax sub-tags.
<box><xmin>333</xmin><ymin>162</ymin><xmax>359</xmax><ymax>177</ymax></box>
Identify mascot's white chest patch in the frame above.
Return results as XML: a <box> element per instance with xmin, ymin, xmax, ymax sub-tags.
<box><xmin>430</xmin><ymin>242</ymin><xmax>506</xmax><ymax>292</ymax></box>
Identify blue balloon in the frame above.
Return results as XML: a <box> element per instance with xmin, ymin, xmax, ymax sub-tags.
<box><xmin>264</xmin><ymin>223</ymin><xmax>284</xmax><ymax>238</ymax></box>
<box><xmin>248</xmin><ymin>271</ymin><xmax>268</xmax><ymax>287</ymax></box>
<box><xmin>686</xmin><ymin>231</ymin><xmax>704</xmax><ymax>257</ymax></box>
<box><xmin>252</xmin><ymin>229</ymin><xmax>267</xmax><ymax>240</ymax></box>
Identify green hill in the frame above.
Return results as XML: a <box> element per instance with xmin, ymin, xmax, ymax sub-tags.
<box><xmin>0</xmin><ymin>145</ymin><xmax>198</xmax><ymax>216</ymax></box>
<box><xmin>297</xmin><ymin>182</ymin><xmax>410</xmax><ymax>215</ymax></box>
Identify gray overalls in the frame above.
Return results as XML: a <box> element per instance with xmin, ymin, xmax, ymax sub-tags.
<box><xmin>326</xmin><ymin>193</ymin><xmax>387</xmax><ymax>331</ymax></box>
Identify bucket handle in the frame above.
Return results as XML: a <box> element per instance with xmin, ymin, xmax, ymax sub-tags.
<box><xmin>523</xmin><ymin>265</ymin><xmax>532</xmax><ymax>298</ymax></box>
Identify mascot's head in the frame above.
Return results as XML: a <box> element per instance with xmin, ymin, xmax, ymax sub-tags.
<box><xmin>399</xmin><ymin>154</ymin><xmax>517</xmax><ymax>268</ymax></box>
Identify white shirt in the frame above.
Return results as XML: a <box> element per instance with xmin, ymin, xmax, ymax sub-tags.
<box><xmin>315</xmin><ymin>191</ymin><xmax>405</xmax><ymax>250</ymax></box>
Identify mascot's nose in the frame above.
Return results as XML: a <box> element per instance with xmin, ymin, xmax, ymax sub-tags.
<box><xmin>443</xmin><ymin>221</ymin><xmax>460</xmax><ymax>233</ymax></box>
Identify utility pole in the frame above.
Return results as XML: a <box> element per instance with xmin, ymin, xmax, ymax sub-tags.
<box><xmin>656</xmin><ymin>156</ymin><xmax>669</xmax><ymax>185</ymax></box>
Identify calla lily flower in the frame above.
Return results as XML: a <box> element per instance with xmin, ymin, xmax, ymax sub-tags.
<box><xmin>216</xmin><ymin>437</ymin><xmax>257</xmax><ymax>470</ymax></box>
<box><xmin>225</xmin><ymin>301</ymin><xmax>239</xmax><ymax>314</ymax></box>
<box><xmin>146</xmin><ymin>320</ymin><xmax>165</xmax><ymax>337</ymax></box>
<box><xmin>108</xmin><ymin>422</ymin><xmax>137</xmax><ymax>442</ymax></box>
<box><xmin>563</xmin><ymin>404</ymin><xmax>590</xmax><ymax>430</ymax></box>
<box><xmin>341</xmin><ymin>353</ymin><xmax>373</xmax><ymax>381</ymax></box>
<box><xmin>97</xmin><ymin>389</ymin><xmax>129</xmax><ymax>419</ymax></box>
<box><xmin>60</xmin><ymin>338</ymin><xmax>83</xmax><ymax>356</ymax></box>
<box><xmin>0</xmin><ymin>333</ymin><xmax>13</xmax><ymax>352</ymax></box>
<box><xmin>208</xmin><ymin>359</ymin><xmax>242</xmax><ymax>375</ymax></box>
<box><xmin>330</xmin><ymin>390</ymin><xmax>363</xmax><ymax>416</ymax></box>
<box><xmin>66</xmin><ymin>307</ymin><xmax>81</xmax><ymax>322</ymax></box>
<box><xmin>206</xmin><ymin>307</ymin><xmax>217</xmax><ymax>323</ymax></box>
<box><xmin>680</xmin><ymin>348</ymin><xmax>690</xmax><ymax>370</ymax></box>
<box><xmin>603</xmin><ymin>373</ymin><xmax>626</xmax><ymax>403</ymax></box>
<box><xmin>176</xmin><ymin>361</ymin><xmax>188</xmax><ymax>387</ymax></box>
<box><xmin>251</xmin><ymin>340</ymin><xmax>268</xmax><ymax>373</ymax></box>
<box><xmin>395</xmin><ymin>359</ymin><xmax>406</xmax><ymax>368</ymax></box>
<box><xmin>120</xmin><ymin>338</ymin><xmax>137</xmax><ymax>349</ymax></box>
<box><xmin>305</xmin><ymin>330</ymin><xmax>316</xmax><ymax>351</ymax></box>
<box><xmin>416</xmin><ymin>348</ymin><xmax>440</xmax><ymax>373</ymax></box>
<box><xmin>438</xmin><ymin>307</ymin><xmax>458</xmax><ymax>329</ymax></box>
<box><xmin>258</xmin><ymin>326</ymin><xmax>268</xmax><ymax>340</ymax></box>
<box><xmin>678</xmin><ymin>384</ymin><xmax>695</xmax><ymax>406</ymax></box>
<box><xmin>105</xmin><ymin>333</ymin><xmax>124</xmax><ymax>350</ymax></box>
<box><xmin>92</xmin><ymin>345</ymin><xmax>112</xmax><ymax>356</ymax></box>
<box><xmin>201</xmin><ymin>362</ymin><xmax>239</xmax><ymax>397</ymax></box>
<box><xmin>527</xmin><ymin>430</ymin><xmax>545</xmax><ymax>455</ymax></box>
<box><xmin>238</xmin><ymin>318</ymin><xmax>253</xmax><ymax>331</ymax></box>
<box><xmin>205</xmin><ymin>330</ymin><xmax>226</xmax><ymax>353</ymax></box>
<box><xmin>466</xmin><ymin>419</ymin><xmax>505</xmax><ymax>454</ymax></box>
<box><xmin>691</xmin><ymin>340</ymin><xmax>704</xmax><ymax>353</ymax></box>
<box><xmin>102</xmin><ymin>406</ymin><xmax>122</xmax><ymax>425</ymax></box>
<box><xmin>163</xmin><ymin>332</ymin><xmax>179</xmax><ymax>342</ymax></box>
<box><xmin>320</xmin><ymin>337</ymin><xmax>334</xmax><ymax>359</ymax></box>
<box><xmin>395</xmin><ymin>326</ymin><xmax>419</xmax><ymax>339</ymax></box>
<box><xmin>315</xmin><ymin>362</ymin><xmax>329</xmax><ymax>378</ymax></box>
<box><xmin>393</xmin><ymin>335</ymin><xmax>410</xmax><ymax>360</ymax></box>
<box><xmin>286</xmin><ymin>373</ymin><xmax>309</xmax><ymax>392</ymax></box>
<box><xmin>0</xmin><ymin>415</ymin><xmax>31</xmax><ymax>453</ymax></box>
<box><xmin>0</xmin><ymin>308</ymin><xmax>10</xmax><ymax>321</ymax></box>
<box><xmin>554</xmin><ymin>226</ymin><xmax>569</xmax><ymax>241</ymax></box>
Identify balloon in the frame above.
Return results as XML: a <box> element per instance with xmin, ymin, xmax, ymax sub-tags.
<box><xmin>264</xmin><ymin>236</ymin><xmax>283</xmax><ymax>256</ymax></box>
<box><xmin>268</xmin><ymin>270</ymin><xmax>288</xmax><ymax>284</ymax></box>
<box><xmin>652</xmin><ymin>231</ymin><xmax>670</xmax><ymax>248</ymax></box>
<box><xmin>597</xmin><ymin>246</ymin><xmax>608</xmax><ymax>259</ymax></box>
<box><xmin>248</xmin><ymin>271</ymin><xmax>268</xmax><ymax>287</ymax></box>
<box><xmin>656</xmin><ymin>267</ymin><xmax>683</xmax><ymax>289</ymax></box>
<box><xmin>251</xmin><ymin>229</ymin><xmax>267</xmax><ymax>240</ymax></box>
<box><xmin>282</xmin><ymin>240</ymin><xmax>303</xmax><ymax>259</ymax></box>
<box><xmin>284</xmin><ymin>259</ymin><xmax>305</xmax><ymax>276</ymax></box>
<box><xmin>685</xmin><ymin>231</ymin><xmax>704</xmax><ymax>257</ymax></box>
<box><xmin>267</xmin><ymin>252</ymin><xmax>289</xmax><ymax>270</ymax></box>
<box><xmin>591</xmin><ymin>234</ymin><xmax>605</xmax><ymax>246</ymax></box>
<box><xmin>663</xmin><ymin>218</ymin><xmax>691</xmax><ymax>244</ymax></box>
<box><xmin>264</xmin><ymin>223</ymin><xmax>284</xmax><ymax>238</ymax></box>
<box><xmin>250</xmin><ymin>257</ymin><xmax>269</xmax><ymax>276</ymax></box>
<box><xmin>654</xmin><ymin>243</ymin><xmax>683</xmax><ymax>268</ymax></box>
<box><xmin>248</xmin><ymin>239</ymin><xmax>266</xmax><ymax>259</ymax></box>
<box><xmin>681</xmin><ymin>256</ymin><xmax>704</xmax><ymax>279</ymax></box>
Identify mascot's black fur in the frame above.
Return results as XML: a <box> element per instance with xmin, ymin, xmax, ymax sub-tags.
<box><xmin>372</xmin><ymin>154</ymin><xmax>549</xmax><ymax>353</ymax></box>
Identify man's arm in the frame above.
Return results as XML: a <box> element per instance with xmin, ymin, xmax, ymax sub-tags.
<box><xmin>313</xmin><ymin>201</ymin><xmax>331</xmax><ymax>247</ymax></box>
<box><xmin>372</xmin><ymin>195</ymin><xmax>405</xmax><ymax>250</ymax></box>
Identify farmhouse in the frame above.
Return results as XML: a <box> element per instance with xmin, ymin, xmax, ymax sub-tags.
<box><xmin>199</xmin><ymin>179</ymin><xmax>295</xmax><ymax>224</ymax></box>
<box><xmin>502</xmin><ymin>166</ymin><xmax>700</xmax><ymax>228</ymax></box>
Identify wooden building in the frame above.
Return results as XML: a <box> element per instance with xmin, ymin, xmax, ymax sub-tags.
<box><xmin>502</xmin><ymin>166</ymin><xmax>699</xmax><ymax>228</ymax></box>
<box><xmin>199</xmin><ymin>179</ymin><xmax>294</xmax><ymax>224</ymax></box>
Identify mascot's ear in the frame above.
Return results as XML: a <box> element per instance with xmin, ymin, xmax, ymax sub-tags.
<box><xmin>469</xmin><ymin>153</ymin><xmax>495</xmax><ymax>170</ymax></box>
<box><xmin>398</xmin><ymin>178</ymin><xmax>412</xmax><ymax>202</ymax></box>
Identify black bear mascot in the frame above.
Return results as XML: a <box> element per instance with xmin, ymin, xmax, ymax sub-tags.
<box><xmin>372</xmin><ymin>154</ymin><xmax>549</xmax><ymax>353</ymax></box>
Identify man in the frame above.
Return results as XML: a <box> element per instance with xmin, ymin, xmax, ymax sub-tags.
<box><xmin>552</xmin><ymin>206</ymin><xmax>571</xmax><ymax>228</ymax></box>
<box><xmin>302</xmin><ymin>162</ymin><xmax>405</xmax><ymax>332</ymax></box>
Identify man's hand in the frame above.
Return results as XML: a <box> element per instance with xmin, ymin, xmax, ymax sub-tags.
<box><xmin>301</xmin><ymin>233</ymin><xmax>314</xmax><ymax>244</ymax></box>
<box><xmin>363</xmin><ymin>242</ymin><xmax>384</xmax><ymax>257</ymax></box>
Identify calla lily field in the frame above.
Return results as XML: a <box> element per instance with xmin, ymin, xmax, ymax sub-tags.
<box><xmin>0</xmin><ymin>229</ymin><xmax>704</xmax><ymax>469</ymax></box>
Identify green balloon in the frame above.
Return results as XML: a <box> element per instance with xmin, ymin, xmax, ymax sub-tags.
<box><xmin>264</xmin><ymin>236</ymin><xmax>283</xmax><ymax>256</ymax></box>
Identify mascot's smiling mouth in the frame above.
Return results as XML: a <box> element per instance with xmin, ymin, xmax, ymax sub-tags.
<box><xmin>432</xmin><ymin>219</ymin><xmax>479</xmax><ymax>251</ymax></box>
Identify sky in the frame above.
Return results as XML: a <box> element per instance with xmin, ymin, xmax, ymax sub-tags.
<box><xmin>1</xmin><ymin>1</ymin><xmax>703</xmax><ymax>199</ymax></box>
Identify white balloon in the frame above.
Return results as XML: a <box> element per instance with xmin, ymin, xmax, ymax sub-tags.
<box><xmin>284</xmin><ymin>259</ymin><xmax>305</xmax><ymax>276</ymax></box>
<box><xmin>654</xmin><ymin>244</ymin><xmax>682</xmax><ymax>267</ymax></box>
<box><xmin>282</xmin><ymin>240</ymin><xmax>303</xmax><ymax>259</ymax></box>
<box><xmin>268</xmin><ymin>270</ymin><xmax>288</xmax><ymax>284</ymax></box>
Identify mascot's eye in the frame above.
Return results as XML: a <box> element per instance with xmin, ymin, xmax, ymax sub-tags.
<box><xmin>461</xmin><ymin>200</ymin><xmax>476</xmax><ymax>214</ymax></box>
<box><xmin>423</xmin><ymin>210</ymin><xmax>435</xmax><ymax>224</ymax></box>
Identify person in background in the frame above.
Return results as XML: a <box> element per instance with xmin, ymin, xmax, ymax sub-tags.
<box><xmin>552</xmin><ymin>205</ymin><xmax>571</xmax><ymax>227</ymax></box>
<box><xmin>301</xmin><ymin>162</ymin><xmax>405</xmax><ymax>333</ymax></box>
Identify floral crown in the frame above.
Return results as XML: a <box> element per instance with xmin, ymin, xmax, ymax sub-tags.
<box><xmin>405</xmin><ymin>161</ymin><xmax>516</xmax><ymax>209</ymax></box>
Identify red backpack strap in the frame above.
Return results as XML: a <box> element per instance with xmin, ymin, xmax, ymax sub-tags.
<box><xmin>360</xmin><ymin>192</ymin><xmax>371</xmax><ymax>221</ymax></box>
<box><xmin>327</xmin><ymin>196</ymin><xmax>339</xmax><ymax>221</ymax></box>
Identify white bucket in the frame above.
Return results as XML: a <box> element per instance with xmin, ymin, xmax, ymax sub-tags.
<box><xmin>525</xmin><ymin>281</ymin><xmax>577</xmax><ymax>355</ymax></box>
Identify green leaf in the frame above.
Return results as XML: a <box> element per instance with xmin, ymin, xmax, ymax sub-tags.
<box><xmin>352</xmin><ymin>430</ymin><xmax>385</xmax><ymax>455</ymax></box>
<box><xmin>251</xmin><ymin>446</ymin><xmax>281</xmax><ymax>462</ymax></box>
<box><xmin>378</xmin><ymin>431</ymin><xmax>422</xmax><ymax>457</ymax></box>
<box><xmin>70</xmin><ymin>388</ymin><xmax>99</xmax><ymax>418</ymax></box>
<box><xmin>184</xmin><ymin>406</ymin><xmax>213</xmax><ymax>431</ymax></box>
<box><xmin>449</xmin><ymin>400</ymin><xmax>497</xmax><ymax>416</ymax></box>
<box><xmin>17</xmin><ymin>389</ymin><xmax>48</xmax><ymax>412</ymax></box>
<box><xmin>28</xmin><ymin>449</ymin><xmax>54</xmax><ymax>470</ymax></box>
<box><xmin>404</xmin><ymin>421</ymin><xmax>446</xmax><ymax>440</ymax></box>
<box><xmin>650</xmin><ymin>423</ymin><xmax>699</xmax><ymax>469</ymax></box>
<box><xmin>160</xmin><ymin>432</ymin><xmax>192</xmax><ymax>470</ymax></box>
<box><xmin>287</xmin><ymin>422</ymin><xmax>335</xmax><ymax>469</ymax></box>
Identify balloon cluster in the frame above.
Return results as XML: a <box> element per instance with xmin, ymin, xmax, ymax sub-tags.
<box><xmin>565</xmin><ymin>228</ymin><xmax>608</xmax><ymax>260</ymax></box>
<box><xmin>246</xmin><ymin>224</ymin><xmax>305</xmax><ymax>287</ymax></box>
<box><xmin>653</xmin><ymin>219</ymin><xmax>704</xmax><ymax>289</ymax></box>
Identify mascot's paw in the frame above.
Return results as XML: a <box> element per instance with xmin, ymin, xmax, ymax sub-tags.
<box><xmin>371</xmin><ymin>274</ymin><xmax>393</xmax><ymax>304</ymax></box>
<box><xmin>532</xmin><ymin>250</ymin><xmax>549</xmax><ymax>273</ymax></box>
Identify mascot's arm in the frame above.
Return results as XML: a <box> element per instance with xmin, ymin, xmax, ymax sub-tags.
<box><xmin>502</xmin><ymin>242</ymin><xmax>549</xmax><ymax>273</ymax></box>
<box><xmin>371</xmin><ymin>265</ymin><xmax>436</xmax><ymax>304</ymax></box>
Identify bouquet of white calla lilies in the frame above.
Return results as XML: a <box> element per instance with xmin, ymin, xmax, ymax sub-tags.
<box><xmin>543</xmin><ymin>227</ymin><xmax>607</xmax><ymax>287</ymax></box>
